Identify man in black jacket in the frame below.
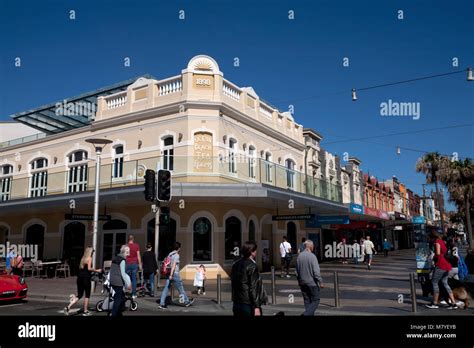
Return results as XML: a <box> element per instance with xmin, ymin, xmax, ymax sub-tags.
<box><xmin>142</xmin><ymin>243</ymin><xmax>158</xmax><ymax>297</ymax></box>
<box><xmin>231</xmin><ymin>241</ymin><xmax>262</xmax><ymax>316</ymax></box>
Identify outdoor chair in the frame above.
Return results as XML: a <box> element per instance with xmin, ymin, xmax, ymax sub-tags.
<box><xmin>55</xmin><ymin>261</ymin><xmax>70</xmax><ymax>278</ymax></box>
<box><xmin>33</xmin><ymin>260</ymin><xmax>44</xmax><ymax>278</ymax></box>
<box><xmin>22</xmin><ymin>261</ymin><xmax>34</xmax><ymax>277</ymax></box>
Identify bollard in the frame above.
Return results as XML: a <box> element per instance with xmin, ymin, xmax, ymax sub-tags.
<box><xmin>271</xmin><ymin>266</ymin><xmax>276</xmax><ymax>305</ymax></box>
<box><xmin>410</xmin><ymin>273</ymin><xmax>417</xmax><ymax>313</ymax></box>
<box><xmin>334</xmin><ymin>271</ymin><xmax>340</xmax><ymax>308</ymax></box>
<box><xmin>217</xmin><ymin>274</ymin><xmax>222</xmax><ymax>305</ymax></box>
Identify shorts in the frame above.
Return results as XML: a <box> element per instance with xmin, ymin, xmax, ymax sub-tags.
<box><xmin>77</xmin><ymin>276</ymin><xmax>91</xmax><ymax>299</ymax></box>
<box><xmin>366</xmin><ymin>254</ymin><xmax>373</xmax><ymax>260</ymax></box>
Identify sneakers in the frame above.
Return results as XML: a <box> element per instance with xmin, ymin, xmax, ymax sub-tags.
<box><xmin>286</xmin><ymin>274</ymin><xmax>291</xmax><ymax>278</ymax></box>
<box><xmin>280</xmin><ymin>274</ymin><xmax>285</xmax><ymax>278</ymax></box>
<box><xmin>184</xmin><ymin>298</ymin><xmax>195</xmax><ymax>307</ymax></box>
<box><xmin>82</xmin><ymin>311</ymin><xmax>92</xmax><ymax>316</ymax></box>
<box><xmin>425</xmin><ymin>303</ymin><xmax>439</xmax><ymax>309</ymax></box>
<box><xmin>368</xmin><ymin>265</ymin><xmax>371</xmax><ymax>270</ymax></box>
<box><xmin>448</xmin><ymin>304</ymin><xmax>458</xmax><ymax>310</ymax></box>
<box><xmin>158</xmin><ymin>304</ymin><xmax>168</xmax><ymax>309</ymax></box>
<box><xmin>64</xmin><ymin>307</ymin><xmax>69</xmax><ymax>316</ymax></box>
<box><xmin>202</xmin><ymin>292</ymin><xmax>206</xmax><ymax>296</ymax></box>
<box><xmin>439</xmin><ymin>300</ymin><xmax>448</xmax><ymax>306</ymax></box>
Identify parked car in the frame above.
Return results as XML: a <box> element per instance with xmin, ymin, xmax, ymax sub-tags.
<box><xmin>0</xmin><ymin>270</ymin><xmax>28</xmax><ymax>302</ymax></box>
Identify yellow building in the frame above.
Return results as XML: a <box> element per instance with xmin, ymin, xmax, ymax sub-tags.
<box><xmin>0</xmin><ymin>55</ymin><xmax>345</xmax><ymax>278</ymax></box>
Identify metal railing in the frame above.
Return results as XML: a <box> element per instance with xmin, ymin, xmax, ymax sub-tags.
<box><xmin>2</xmin><ymin>155</ymin><xmax>342</xmax><ymax>203</ymax></box>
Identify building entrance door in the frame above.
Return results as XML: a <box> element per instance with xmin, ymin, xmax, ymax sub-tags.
<box><xmin>101</xmin><ymin>232</ymin><xmax>127</xmax><ymax>266</ymax></box>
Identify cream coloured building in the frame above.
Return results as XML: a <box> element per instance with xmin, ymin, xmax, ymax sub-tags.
<box><xmin>0</xmin><ymin>55</ymin><xmax>346</xmax><ymax>278</ymax></box>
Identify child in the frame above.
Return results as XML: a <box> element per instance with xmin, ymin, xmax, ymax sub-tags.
<box><xmin>193</xmin><ymin>264</ymin><xmax>206</xmax><ymax>295</ymax></box>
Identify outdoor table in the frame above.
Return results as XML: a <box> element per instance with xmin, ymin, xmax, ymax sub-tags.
<box><xmin>37</xmin><ymin>261</ymin><xmax>62</xmax><ymax>278</ymax></box>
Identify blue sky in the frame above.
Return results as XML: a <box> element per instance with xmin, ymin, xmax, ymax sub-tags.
<box><xmin>1</xmin><ymin>0</ymin><xmax>473</xmax><ymax>210</ymax></box>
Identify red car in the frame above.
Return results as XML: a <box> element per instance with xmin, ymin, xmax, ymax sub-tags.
<box><xmin>0</xmin><ymin>271</ymin><xmax>28</xmax><ymax>301</ymax></box>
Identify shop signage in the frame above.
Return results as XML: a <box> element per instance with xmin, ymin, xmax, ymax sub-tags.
<box><xmin>65</xmin><ymin>214</ymin><xmax>111</xmax><ymax>221</ymax></box>
<box><xmin>412</xmin><ymin>216</ymin><xmax>426</xmax><ymax>224</ymax></box>
<box><xmin>378</xmin><ymin>210</ymin><xmax>389</xmax><ymax>220</ymax></box>
<box><xmin>193</xmin><ymin>132</ymin><xmax>213</xmax><ymax>172</ymax></box>
<box><xmin>273</xmin><ymin>214</ymin><xmax>315</xmax><ymax>221</ymax></box>
<box><xmin>349</xmin><ymin>203</ymin><xmax>364</xmax><ymax>215</ymax></box>
<box><xmin>364</xmin><ymin>207</ymin><xmax>379</xmax><ymax>218</ymax></box>
<box><xmin>306</xmin><ymin>215</ymin><xmax>350</xmax><ymax>228</ymax></box>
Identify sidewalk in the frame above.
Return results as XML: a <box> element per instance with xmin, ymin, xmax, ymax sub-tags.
<box><xmin>21</xmin><ymin>248</ymin><xmax>473</xmax><ymax>316</ymax></box>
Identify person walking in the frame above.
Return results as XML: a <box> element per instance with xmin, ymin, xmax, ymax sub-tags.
<box><xmin>158</xmin><ymin>242</ymin><xmax>194</xmax><ymax>309</ymax></box>
<box><xmin>352</xmin><ymin>240</ymin><xmax>362</xmax><ymax>264</ymax></box>
<box><xmin>426</xmin><ymin>232</ymin><xmax>458</xmax><ymax>309</ymax></box>
<box><xmin>279</xmin><ymin>236</ymin><xmax>292</xmax><ymax>278</ymax></box>
<box><xmin>231</xmin><ymin>241</ymin><xmax>264</xmax><ymax>316</ymax></box>
<box><xmin>296</xmin><ymin>240</ymin><xmax>324</xmax><ymax>316</ymax></box>
<box><xmin>383</xmin><ymin>239</ymin><xmax>392</xmax><ymax>257</ymax></box>
<box><xmin>109</xmin><ymin>245</ymin><xmax>132</xmax><ymax>317</ymax></box>
<box><xmin>11</xmin><ymin>251</ymin><xmax>24</xmax><ymax>277</ymax></box>
<box><xmin>64</xmin><ymin>247</ymin><xmax>101</xmax><ymax>316</ymax></box>
<box><xmin>5</xmin><ymin>247</ymin><xmax>14</xmax><ymax>274</ymax></box>
<box><xmin>298</xmin><ymin>238</ymin><xmax>307</xmax><ymax>255</ymax></box>
<box><xmin>363</xmin><ymin>236</ymin><xmax>376</xmax><ymax>270</ymax></box>
<box><xmin>126</xmin><ymin>235</ymin><xmax>142</xmax><ymax>299</ymax></box>
<box><xmin>142</xmin><ymin>243</ymin><xmax>158</xmax><ymax>297</ymax></box>
<box><xmin>193</xmin><ymin>264</ymin><xmax>207</xmax><ymax>295</ymax></box>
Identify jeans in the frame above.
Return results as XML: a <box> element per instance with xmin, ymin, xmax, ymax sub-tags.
<box><xmin>233</xmin><ymin>303</ymin><xmax>254</xmax><ymax>316</ymax></box>
<box><xmin>432</xmin><ymin>267</ymin><xmax>452</xmax><ymax>295</ymax></box>
<box><xmin>300</xmin><ymin>284</ymin><xmax>320</xmax><ymax>316</ymax></box>
<box><xmin>383</xmin><ymin>249</ymin><xmax>389</xmax><ymax>257</ymax></box>
<box><xmin>126</xmin><ymin>263</ymin><xmax>138</xmax><ymax>296</ymax></box>
<box><xmin>111</xmin><ymin>285</ymin><xmax>125</xmax><ymax>317</ymax></box>
<box><xmin>160</xmin><ymin>273</ymin><xmax>189</xmax><ymax>305</ymax></box>
<box><xmin>144</xmin><ymin>272</ymin><xmax>155</xmax><ymax>296</ymax></box>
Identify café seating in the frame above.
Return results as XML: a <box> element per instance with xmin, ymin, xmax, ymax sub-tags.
<box><xmin>55</xmin><ymin>261</ymin><xmax>71</xmax><ymax>278</ymax></box>
<box><xmin>33</xmin><ymin>260</ymin><xmax>44</xmax><ymax>278</ymax></box>
<box><xmin>22</xmin><ymin>261</ymin><xmax>34</xmax><ymax>277</ymax></box>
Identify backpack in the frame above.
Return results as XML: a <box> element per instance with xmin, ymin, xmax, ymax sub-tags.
<box><xmin>161</xmin><ymin>251</ymin><xmax>175</xmax><ymax>276</ymax></box>
<box><xmin>458</xmin><ymin>254</ymin><xmax>469</xmax><ymax>281</ymax></box>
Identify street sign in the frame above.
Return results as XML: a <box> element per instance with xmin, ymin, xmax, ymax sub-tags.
<box><xmin>65</xmin><ymin>214</ymin><xmax>111</xmax><ymax>221</ymax></box>
<box><xmin>306</xmin><ymin>215</ymin><xmax>350</xmax><ymax>228</ymax></box>
<box><xmin>272</xmin><ymin>214</ymin><xmax>315</xmax><ymax>221</ymax></box>
<box><xmin>412</xmin><ymin>216</ymin><xmax>426</xmax><ymax>224</ymax></box>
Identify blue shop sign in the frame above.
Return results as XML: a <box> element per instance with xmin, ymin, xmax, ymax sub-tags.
<box><xmin>412</xmin><ymin>216</ymin><xmax>426</xmax><ymax>224</ymax></box>
<box><xmin>349</xmin><ymin>203</ymin><xmax>364</xmax><ymax>215</ymax></box>
<box><xmin>306</xmin><ymin>215</ymin><xmax>350</xmax><ymax>228</ymax></box>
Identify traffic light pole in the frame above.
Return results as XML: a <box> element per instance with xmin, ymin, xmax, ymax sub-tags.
<box><xmin>154</xmin><ymin>200</ymin><xmax>161</xmax><ymax>289</ymax></box>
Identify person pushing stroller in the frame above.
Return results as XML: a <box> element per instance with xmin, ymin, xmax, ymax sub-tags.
<box><xmin>109</xmin><ymin>245</ymin><xmax>132</xmax><ymax>316</ymax></box>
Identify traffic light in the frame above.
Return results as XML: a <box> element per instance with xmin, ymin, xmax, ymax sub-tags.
<box><xmin>157</xmin><ymin>169</ymin><xmax>171</xmax><ymax>201</ymax></box>
<box><xmin>159</xmin><ymin>207</ymin><xmax>170</xmax><ymax>226</ymax></box>
<box><xmin>144</xmin><ymin>169</ymin><xmax>156</xmax><ymax>202</ymax></box>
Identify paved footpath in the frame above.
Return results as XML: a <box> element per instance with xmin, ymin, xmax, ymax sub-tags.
<box><xmin>0</xmin><ymin>248</ymin><xmax>472</xmax><ymax>316</ymax></box>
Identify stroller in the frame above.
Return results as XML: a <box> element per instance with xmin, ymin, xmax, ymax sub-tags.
<box><xmin>94</xmin><ymin>271</ymin><xmax>138</xmax><ymax>314</ymax></box>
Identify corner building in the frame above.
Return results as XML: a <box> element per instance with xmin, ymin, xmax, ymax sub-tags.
<box><xmin>0</xmin><ymin>55</ymin><xmax>346</xmax><ymax>278</ymax></box>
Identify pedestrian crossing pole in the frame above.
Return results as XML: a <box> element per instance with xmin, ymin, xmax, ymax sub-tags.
<box><xmin>154</xmin><ymin>201</ymin><xmax>160</xmax><ymax>289</ymax></box>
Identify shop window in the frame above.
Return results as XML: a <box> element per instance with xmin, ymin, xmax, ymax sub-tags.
<box><xmin>193</xmin><ymin>217</ymin><xmax>212</xmax><ymax>262</ymax></box>
<box><xmin>225</xmin><ymin>216</ymin><xmax>242</xmax><ymax>260</ymax></box>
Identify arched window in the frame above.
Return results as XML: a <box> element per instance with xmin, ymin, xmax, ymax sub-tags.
<box><xmin>113</xmin><ymin>145</ymin><xmax>124</xmax><ymax>178</ymax></box>
<box><xmin>225</xmin><ymin>217</ymin><xmax>242</xmax><ymax>260</ymax></box>
<box><xmin>67</xmin><ymin>150</ymin><xmax>88</xmax><ymax>193</ymax></box>
<box><xmin>147</xmin><ymin>218</ymin><xmax>176</xmax><ymax>260</ymax></box>
<box><xmin>285</xmin><ymin>159</ymin><xmax>295</xmax><ymax>189</ymax></box>
<box><xmin>193</xmin><ymin>217</ymin><xmax>212</xmax><ymax>262</ymax></box>
<box><xmin>0</xmin><ymin>165</ymin><xmax>13</xmax><ymax>201</ymax></box>
<box><xmin>163</xmin><ymin>137</ymin><xmax>174</xmax><ymax>170</ymax></box>
<box><xmin>287</xmin><ymin>221</ymin><xmax>297</xmax><ymax>252</ymax></box>
<box><xmin>103</xmin><ymin>219</ymin><xmax>127</xmax><ymax>230</ymax></box>
<box><xmin>248</xmin><ymin>220</ymin><xmax>256</xmax><ymax>242</ymax></box>
<box><xmin>0</xmin><ymin>225</ymin><xmax>8</xmax><ymax>245</ymax></box>
<box><xmin>265</xmin><ymin>152</ymin><xmax>272</xmax><ymax>183</ymax></box>
<box><xmin>25</xmin><ymin>224</ymin><xmax>45</xmax><ymax>260</ymax></box>
<box><xmin>228</xmin><ymin>138</ymin><xmax>237</xmax><ymax>173</ymax></box>
<box><xmin>248</xmin><ymin>146</ymin><xmax>256</xmax><ymax>179</ymax></box>
<box><xmin>30</xmin><ymin>158</ymin><xmax>48</xmax><ymax>197</ymax></box>
<box><xmin>62</xmin><ymin>222</ymin><xmax>85</xmax><ymax>275</ymax></box>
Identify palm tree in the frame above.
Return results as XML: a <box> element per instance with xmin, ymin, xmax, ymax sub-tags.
<box><xmin>441</xmin><ymin>159</ymin><xmax>474</xmax><ymax>248</ymax></box>
<box><xmin>416</xmin><ymin>152</ymin><xmax>449</xmax><ymax>231</ymax></box>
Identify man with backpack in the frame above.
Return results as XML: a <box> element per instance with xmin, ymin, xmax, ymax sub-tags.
<box><xmin>157</xmin><ymin>242</ymin><xmax>194</xmax><ymax>309</ymax></box>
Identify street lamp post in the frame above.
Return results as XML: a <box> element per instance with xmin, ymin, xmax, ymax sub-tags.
<box><xmin>85</xmin><ymin>138</ymin><xmax>112</xmax><ymax>270</ymax></box>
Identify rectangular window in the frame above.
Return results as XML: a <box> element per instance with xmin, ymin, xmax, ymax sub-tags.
<box><xmin>30</xmin><ymin>171</ymin><xmax>48</xmax><ymax>197</ymax></box>
<box><xmin>0</xmin><ymin>177</ymin><xmax>12</xmax><ymax>201</ymax></box>
<box><xmin>113</xmin><ymin>157</ymin><xmax>124</xmax><ymax>178</ymax></box>
<box><xmin>68</xmin><ymin>165</ymin><xmax>88</xmax><ymax>193</ymax></box>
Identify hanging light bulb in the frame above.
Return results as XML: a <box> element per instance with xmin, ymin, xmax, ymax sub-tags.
<box><xmin>467</xmin><ymin>67</ymin><xmax>474</xmax><ymax>81</ymax></box>
<box><xmin>396</xmin><ymin>146</ymin><xmax>401</xmax><ymax>155</ymax></box>
<box><xmin>351</xmin><ymin>88</ymin><xmax>357</xmax><ymax>101</ymax></box>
